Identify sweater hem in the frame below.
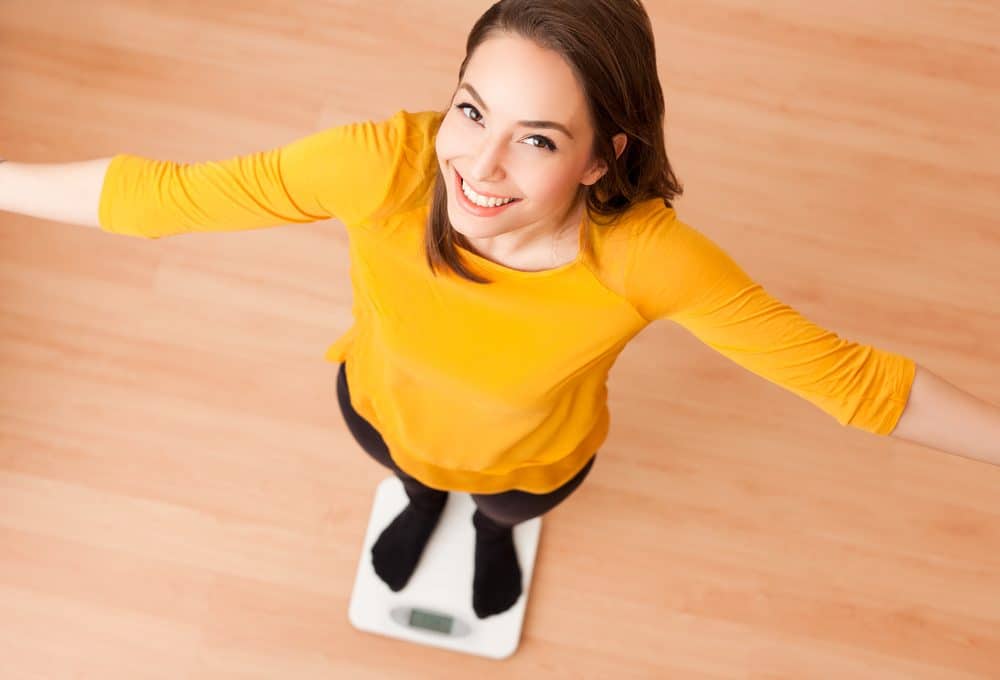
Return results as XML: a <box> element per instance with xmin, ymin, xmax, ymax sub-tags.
<box><xmin>385</xmin><ymin>408</ymin><xmax>609</xmax><ymax>494</ymax></box>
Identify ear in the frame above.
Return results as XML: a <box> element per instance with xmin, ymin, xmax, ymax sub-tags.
<box><xmin>611</xmin><ymin>132</ymin><xmax>627</xmax><ymax>160</ymax></box>
<box><xmin>581</xmin><ymin>133</ymin><xmax>628</xmax><ymax>186</ymax></box>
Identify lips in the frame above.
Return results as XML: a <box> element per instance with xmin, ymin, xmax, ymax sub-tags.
<box><xmin>452</xmin><ymin>169</ymin><xmax>521</xmax><ymax>216</ymax></box>
<box><xmin>454</xmin><ymin>169</ymin><xmax>519</xmax><ymax>202</ymax></box>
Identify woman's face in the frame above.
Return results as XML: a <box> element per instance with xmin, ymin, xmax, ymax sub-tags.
<box><xmin>435</xmin><ymin>33</ymin><xmax>615</xmax><ymax>251</ymax></box>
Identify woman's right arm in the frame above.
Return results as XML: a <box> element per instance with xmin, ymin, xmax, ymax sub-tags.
<box><xmin>0</xmin><ymin>157</ymin><xmax>113</xmax><ymax>229</ymax></box>
<box><xmin>0</xmin><ymin>109</ymin><xmax>441</xmax><ymax>238</ymax></box>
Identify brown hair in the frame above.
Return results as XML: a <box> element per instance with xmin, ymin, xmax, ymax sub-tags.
<box><xmin>425</xmin><ymin>0</ymin><xmax>684</xmax><ymax>284</ymax></box>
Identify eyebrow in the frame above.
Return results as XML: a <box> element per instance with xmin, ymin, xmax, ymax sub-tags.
<box><xmin>458</xmin><ymin>82</ymin><xmax>575</xmax><ymax>140</ymax></box>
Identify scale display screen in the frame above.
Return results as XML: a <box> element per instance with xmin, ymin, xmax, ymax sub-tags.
<box><xmin>408</xmin><ymin>608</ymin><xmax>454</xmax><ymax>634</ymax></box>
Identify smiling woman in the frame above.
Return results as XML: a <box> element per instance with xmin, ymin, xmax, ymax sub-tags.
<box><xmin>435</xmin><ymin>36</ymin><xmax>616</xmax><ymax>268</ymax></box>
<box><xmin>424</xmin><ymin>0</ymin><xmax>684</xmax><ymax>283</ymax></box>
<box><xmin>4</xmin><ymin>0</ymin><xmax>935</xmax><ymax>623</ymax></box>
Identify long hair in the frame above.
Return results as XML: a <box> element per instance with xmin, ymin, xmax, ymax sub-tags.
<box><xmin>425</xmin><ymin>0</ymin><xmax>683</xmax><ymax>284</ymax></box>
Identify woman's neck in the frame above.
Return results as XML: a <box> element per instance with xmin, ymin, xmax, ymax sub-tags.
<box><xmin>464</xmin><ymin>198</ymin><xmax>583</xmax><ymax>264</ymax></box>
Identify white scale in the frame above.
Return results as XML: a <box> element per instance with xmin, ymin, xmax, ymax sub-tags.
<box><xmin>349</xmin><ymin>475</ymin><xmax>542</xmax><ymax>660</ymax></box>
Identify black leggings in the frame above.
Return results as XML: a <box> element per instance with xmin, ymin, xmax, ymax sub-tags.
<box><xmin>336</xmin><ymin>361</ymin><xmax>596</xmax><ymax>528</ymax></box>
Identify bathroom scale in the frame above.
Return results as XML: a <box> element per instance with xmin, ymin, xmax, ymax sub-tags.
<box><xmin>348</xmin><ymin>475</ymin><xmax>542</xmax><ymax>660</ymax></box>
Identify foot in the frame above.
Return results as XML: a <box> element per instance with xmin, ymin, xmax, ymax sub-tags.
<box><xmin>471</xmin><ymin>509</ymin><xmax>523</xmax><ymax>618</ymax></box>
<box><xmin>371</xmin><ymin>496</ymin><xmax>448</xmax><ymax>592</ymax></box>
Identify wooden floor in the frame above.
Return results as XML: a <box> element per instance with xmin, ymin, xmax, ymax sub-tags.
<box><xmin>2</xmin><ymin>0</ymin><xmax>999</xmax><ymax>677</ymax></box>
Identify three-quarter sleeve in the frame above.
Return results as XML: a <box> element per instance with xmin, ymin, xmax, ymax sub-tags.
<box><xmin>97</xmin><ymin>109</ymin><xmax>442</xmax><ymax>238</ymax></box>
<box><xmin>626</xmin><ymin>208</ymin><xmax>916</xmax><ymax>435</ymax></box>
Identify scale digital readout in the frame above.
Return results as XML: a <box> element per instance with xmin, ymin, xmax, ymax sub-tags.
<box><xmin>391</xmin><ymin>605</ymin><xmax>469</xmax><ymax>636</ymax></box>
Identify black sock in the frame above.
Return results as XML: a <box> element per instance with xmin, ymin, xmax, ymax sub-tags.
<box><xmin>471</xmin><ymin>509</ymin><xmax>523</xmax><ymax>619</ymax></box>
<box><xmin>371</xmin><ymin>493</ymin><xmax>448</xmax><ymax>592</ymax></box>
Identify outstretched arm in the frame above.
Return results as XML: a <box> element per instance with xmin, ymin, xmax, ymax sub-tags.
<box><xmin>0</xmin><ymin>157</ymin><xmax>113</xmax><ymax>228</ymax></box>
<box><xmin>889</xmin><ymin>364</ymin><xmax>1000</xmax><ymax>467</ymax></box>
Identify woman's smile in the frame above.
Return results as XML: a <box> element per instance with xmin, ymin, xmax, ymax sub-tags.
<box><xmin>453</xmin><ymin>168</ymin><xmax>522</xmax><ymax>217</ymax></box>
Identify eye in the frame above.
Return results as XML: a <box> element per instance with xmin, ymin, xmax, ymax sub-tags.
<box><xmin>454</xmin><ymin>103</ymin><xmax>558</xmax><ymax>152</ymax></box>
<box><xmin>456</xmin><ymin>102</ymin><xmax>484</xmax><ymax>124</ymax></box>
<box><xmin>525</xmin><ymin>135</ymin><xmax>557</xmax><ymax>152</ymax></box>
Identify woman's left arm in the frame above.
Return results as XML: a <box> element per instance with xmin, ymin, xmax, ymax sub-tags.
<box><xmin>890</xmin><ymin>364</ymin><xmax>1000</xmax><ymax>466</ymax></box>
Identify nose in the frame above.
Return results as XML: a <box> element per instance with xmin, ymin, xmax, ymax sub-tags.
<box><xmin>467</xmin><ymin>134</ymin><xmax>506</xmax><ymax>183</ymax></box>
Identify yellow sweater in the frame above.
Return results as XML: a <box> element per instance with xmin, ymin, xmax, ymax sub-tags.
<box><xmin>98</xmin><ymin>108</ymin><xmax>916</xmax><ymax>494</ymax></box>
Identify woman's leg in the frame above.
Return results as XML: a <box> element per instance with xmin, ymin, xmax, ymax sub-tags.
<box><xmin>468</xmin><ymin>454</ymin><xmax>597</xmax><ymax>619</ymax></box>
<box><xmin>336</xmin><ymin>361</ymin><xmax>448</xmax><ymax>592</ymax></box>
<box><xmin>335</xmin><ymin>361</ymin><xmax>447</xmax><ymax>512</ymax></box>
<box><xmin>470</xmin><ymin>454</ymin><xmax>597</xmax><ymax>528</ymax></box>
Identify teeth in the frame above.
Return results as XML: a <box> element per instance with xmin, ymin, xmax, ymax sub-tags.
<box><xmin>462</xmin><ymin>178</ymin><xmax>516</xmax><ymax>208</ymax></box>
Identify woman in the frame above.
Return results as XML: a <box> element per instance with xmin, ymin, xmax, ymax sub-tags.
<box><xmin>1</xmin><ymin>0</ymin><xmax>996</xmax><ymax>621</ymax></box>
